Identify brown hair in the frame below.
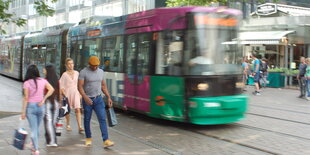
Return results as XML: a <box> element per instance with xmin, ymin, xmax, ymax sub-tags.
<box><xmin>65</xmin><ymin>58</ymin><xmax>73</xmax><ymax>65</ymax></box>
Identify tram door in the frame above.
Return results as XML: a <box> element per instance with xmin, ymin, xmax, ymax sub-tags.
<box><xmin>124</xmin><ymin>33</ymin><xmax>151</xmax><ymax>112</ymax></box>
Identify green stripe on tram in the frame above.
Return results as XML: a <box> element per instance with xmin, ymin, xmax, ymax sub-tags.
<box><xmin>149</xmin><ymin>76</ymin><xmax>248</xmax><ymax>125</ymax></box>
<box><xmin>188</xmin><ymin>95</ymin><xmax>248</xmax><ymax>125</ymax></box>
<box><xmin>149</xmin><ymin>76</ymin><xmax>186</xmax><ymax>122</ymax></box>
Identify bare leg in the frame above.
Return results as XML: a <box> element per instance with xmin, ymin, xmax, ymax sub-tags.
<box><xmin>75</xmin><ymin>109</ymin><xmax>83</xmax><ymax>130</ymax></box>
<box><xmin>65</xmin><ymin>114</ymin><xmax>72</xmax><ymax>131</ymax></box>
<box><xmin>255</xmin><ymin>82</ymin><xmax>260</xmax><ymax>92</ymax></box>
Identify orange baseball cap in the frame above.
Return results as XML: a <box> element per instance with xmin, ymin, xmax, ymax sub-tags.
<box><xmin>89</xmin><ymin>56</ymin><xmax>100</xmax><ymax>66</ymax></box>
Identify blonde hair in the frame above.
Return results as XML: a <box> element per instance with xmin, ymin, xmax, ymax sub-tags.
<box><xmin>65</xmin><ymin>58</ymin><xmax>73</xmax><ymax>65</ymax></box>
<box><xmin>306</xmin><ymin>58</ymin><xmax>310</xmax><ymax>64</ymax></box>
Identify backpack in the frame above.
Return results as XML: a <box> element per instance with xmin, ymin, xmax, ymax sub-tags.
<box><xmin>259</xmin><ymin>60</ymin><xmax>267</xmax><ymax>72</ymax></box>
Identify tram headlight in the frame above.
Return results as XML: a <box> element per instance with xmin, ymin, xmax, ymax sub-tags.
<box><xmin>197</xmin><ymin>83</ymin><xmax>209</xmax><ymax>91</ymax></box>
<box><xmin>204</xmin><ymin>102</ymin><xmax>221</xmax><ymax>108</ymax></box>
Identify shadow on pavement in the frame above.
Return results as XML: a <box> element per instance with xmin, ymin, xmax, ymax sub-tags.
<box><xmin>0</xmin><ymin>111</ymin><xmax>20</xmax><ymax>119</ymax></box>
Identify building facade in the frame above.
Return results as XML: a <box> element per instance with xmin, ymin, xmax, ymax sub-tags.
<box><xmin>3</xmin><ymin>0</ymin><xmax>167</xmax><ymax>35</ymax></box>
<box><xmin>227</xmin><ymin>0</ymin><xmax>310</xmax><ymax>19</ymax></box>
<box><xmin>240</xmin><ymin>3</ymin><xmax>310</xmax><ymax>86</ymax></box>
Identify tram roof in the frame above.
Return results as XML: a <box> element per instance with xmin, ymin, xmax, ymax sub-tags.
<box><xmin>68</xmin><ymin>6</ymin><xmax>242</xmax><ymax>38</ymax></box>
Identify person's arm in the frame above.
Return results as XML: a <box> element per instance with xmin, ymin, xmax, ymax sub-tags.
<box><xmin>38</xmin><ymin>83</ymin><xmax>54</xmax><ymax>106</ymax></box>
<box><xmin>78</xmin><ymin>79</ymin><xmax>93</xmax><ymax>105</ymax></box>
<box><xmin>59</xmin><ymin>74</ymin><xmax>66</xmax><ymax>97</ymax></box>
<box><xmin>21</xmin><ymin>88</ymin><xmax>29</xmax><ymax>120</ymax></box>
<box><xmin>101</xmin><ymin>80</ymin><xmax>113</xmax><ymax>108</ymax></box>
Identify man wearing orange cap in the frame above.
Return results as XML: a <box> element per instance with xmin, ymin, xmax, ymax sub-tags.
<box><xmin>78</xmin><ymin>56</ymin><xmax>114</xmax><ymax>148</ymax></box>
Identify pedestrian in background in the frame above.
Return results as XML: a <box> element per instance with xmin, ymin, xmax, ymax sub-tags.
<box><xmin>251</xmin><ymin>55</ymin><xmax>261</xmax><ymax>95</ymax></box>
<box><xmin>260</xmin><ymin>58</ymin><xmax>269</xmax><ymax>88</ymax></box>
<box><xmin>59</xmin><ymin>58</ymin><xmax>84</xmax><ymax>133</ymax></box>
<box><xmin>78</xmin><ymin>56</ymin><xmax>114</xmax><ymax>148</ymax></box>
<box><xmin>242</xmin><ymin>57</ymin><xmax>249</xmax><ymax>91</ymax></box>
<box><xmin>297</xmin><ymin>56</ymin><xmax>307</xmax><ymax>98</ymax></box>
<box><xmin>304</xmin><ymin>58</ymin><xmax>310</xmax><ymax>100</ymax></box>
<box><xmin>43</xmin><ymin>65</ymin><xmax>59</xmax><ymax>147</ymax></box>
<box><xmin>21</xmin><ymin>64</ymin><xmax>54</xmax><ymax>155</ymax></box>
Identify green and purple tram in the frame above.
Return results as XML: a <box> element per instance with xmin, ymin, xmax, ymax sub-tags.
<box><xmin>68</xmin><ymin>7</ymin><xmax>248</xmax><ymax>125</ymax></box>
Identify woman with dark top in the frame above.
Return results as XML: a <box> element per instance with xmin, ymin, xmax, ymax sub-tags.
<box><xmin>43</xmin><ymin>65</ymin><xmax>60</xmax><ymax>147</ymax></box>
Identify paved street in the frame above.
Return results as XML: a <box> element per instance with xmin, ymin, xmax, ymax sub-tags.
<box><xmin>0</xmin><ymin>75</ymin><xmax>310</xmax><ymax>155</ymax></box>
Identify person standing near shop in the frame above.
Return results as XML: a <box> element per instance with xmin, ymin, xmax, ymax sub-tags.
<box><xmin>242</xmin><ymin>58</ymin><xmax>249</xmax><ymax>91</ymax></box>
<box><xmin>297</xmin><ymin>57</ymin><xmax>307</xmax><ymax>98</ymax></box>
<box><xmin>78</xmin><ymin>56</ymin><xmax>114</xmax><ymax>148</ymax></box>
<box><xmin>304</xmin><ymin>58</ymin><xmax>310</xmax><ymax>100</ymax></box>
<box><xmin>21</xmin><ymin>65</ymin><xmax>54</xmax><ymax>155</ymax></box>
<box><xmin>60</xmin><ymin>58</ymin><xmax>84</xmax><ymax>133</ymax></box>
<box><xmin>251</xmin><ymin>55</ymin><xmax>261</xmax><ymax>95</ymax></box>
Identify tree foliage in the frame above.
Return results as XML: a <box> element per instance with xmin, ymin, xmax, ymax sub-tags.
<box><xmin>166</xmin><ymin>0</ymin><xmax>279</xmax><ymax>7</ymax></box>
<box><xmin>0</xmin><ymin>0</ymin><xmax>58</xmax><ymax>34</ymax></box>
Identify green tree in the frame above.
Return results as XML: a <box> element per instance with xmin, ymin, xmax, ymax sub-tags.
<box><xmin>0</xmin><ymin>0</ymin><xmax>58</xmax><ymax>34</ymax></box>
<box><xmin>166</xmin><ymin>0</ymin><xmax>279</xmax><ymax>7</ymax></box>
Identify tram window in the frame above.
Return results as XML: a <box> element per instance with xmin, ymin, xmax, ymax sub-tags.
<box><xmin>138</xmin><ymin>33</ymin><xmax>151</xmax><ymax>78</ymax></box>
<box><xmin>46</xmin><ymin>44</ymin><xmax>56</xmax><ymax>65</ymax></box>
<box><xmin>101</xmin><ymin>36</ymin><xmax>124</xmax><ymax>72</ymax></box>
<box><xmin>81</xmin><ymin>38</ymin><xmax>102</xmax><ymax>68</ymax></box>
<box><xmin>155</xmin><ymin>31</ymin><xmax>184</xmax><ymax>75</ymax></box>
<box><xmin>126</xmin><ymin>34</ymin><xmax>137</xmax><ymax>83</ymax></box>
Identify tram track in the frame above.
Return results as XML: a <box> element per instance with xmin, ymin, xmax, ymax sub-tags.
<box><xmin>234</xmin><ymin>122</ymin><xmax>310</xmax><ymax>141</ymax></box>
<box><xmin>88</xmin><ymin>114</ymin><xmax>183</xmax><ymax>155</ymax></box>
<box><xmin>190</xmin><ymin>129</ymin><xmax>278</xmax><ymax>155</ymax></box>
<box><xmin>249</xmin><ymin>104</ymin><xmax>310</xmax><ymax>115</ymax></box>
<box><xmin>246</xmin><ymin>112</ymin><xmax>310</xmax><ymax>125</ymax></box>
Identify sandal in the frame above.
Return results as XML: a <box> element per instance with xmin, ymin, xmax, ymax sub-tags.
<box><xmin>79</xmin><ymin>128</ymin><xmax>84</xmax><ymax>134</ymax></box>
<box><xmin>66</xmin><ymin>125</ymin><xmax>72</xmax><ymax>131</ymax></box>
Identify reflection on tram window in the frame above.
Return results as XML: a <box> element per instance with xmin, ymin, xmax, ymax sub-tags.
<box><xmin>101</xmin><ymin>36</ymin><xmax>123</xmax><ymax>72</ymax></box>
<box><xmin>185</xmin><ymin>26</ymin><xmax>242</xmax><ymax>76</ymax></box>
<box><xmin>80</xmin><ymin>38</ymin><xmax>102</xmax><ymax>69</ymax></box>
<box><xmin>137</xmin><ymin>33</ymin><xmax>150</xmax><ymax>79</ymax></box>
<box><xmin>156</xmin><ymin>31</ymin><xmax>184</xmax><ymax>75</ymax></box>
<box><xmin>46</xmin><ymin>44</ymin><xmax>56</xmax><ymax>65</ymax></box>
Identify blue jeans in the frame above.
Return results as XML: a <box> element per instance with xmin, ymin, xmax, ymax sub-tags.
<box><xmin>26</xmin><ymin>103</ymin><xmax>45</xmax><ymax>150</ymax></box>
<box><xmin>44</xmin><ymin>100</ymin><xmax>59</xmax><ymax>145</ymax></box>
<box><xmin>82</xmin><ymin>96</ymin><xmax>109</xmax><ymax>141</ymax></box>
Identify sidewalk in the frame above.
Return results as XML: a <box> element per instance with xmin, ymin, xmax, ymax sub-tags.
<box><xmin>0</xmin><ymin>113</ymin><xmax>167</xmax><ymax>155</ymax></box>
<box><xmin>0</xmin><ymin>75</ymin><xmax>167</xmax><ymax>155</ymax></box>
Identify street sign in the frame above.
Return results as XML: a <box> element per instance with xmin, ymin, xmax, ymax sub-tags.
<box><xmin>256</xmin><ymin>3</ymin><xmax>277</xmax><ymax>16</ymax></box>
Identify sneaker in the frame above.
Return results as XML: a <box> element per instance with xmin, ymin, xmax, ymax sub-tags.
<box><xmin>46</xmin><ymin>143</ymin><xmax>58</xmax><ymax>147</ymax></box>
<box><xmin>103</xmin><ymin>139</ymin><xmax>114</xmax><ymax>148</ymax></box>
<box><xmin>255</xmin><ymin>92</ymin><xmax>261</xmax><ymax>96</ymax></box>
<box><xmin>85</xmin><ymin>138</ymin><xmax>92</xmax><ymax>146</ymax></box>
<box><xmin>298</xmin><ymin>95</ymin><xmax>305</xmax><ymax>98</ymax></box>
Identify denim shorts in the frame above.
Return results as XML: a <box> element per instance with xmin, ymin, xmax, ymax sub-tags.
<box><xmin>254</xmin><ymin>72</ymin><xmax>260</xmax><ymax>82</ymax></box>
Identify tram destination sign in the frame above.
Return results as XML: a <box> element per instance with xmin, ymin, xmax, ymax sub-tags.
<box><xmin>256</xmin><ymin>3</ymin><xmax>277</xmax><ymax>16</ymax></box>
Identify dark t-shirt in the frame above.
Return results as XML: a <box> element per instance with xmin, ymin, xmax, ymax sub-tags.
<box><xmin>299</xmin><ymin>63</ymin><xmax>307</xmax><ymax>76</ymax></box>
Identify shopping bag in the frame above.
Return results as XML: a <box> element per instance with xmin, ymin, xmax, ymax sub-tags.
<box><xmin>12</xmin><ymin>120</ymin><xmax>28</xmax><ymax>150</ymax></box>
<box><xmin>59</xmin><ymin>97</ymin><xmax>70</xmax><ymax>118</ymax></box>
<box><xmin>106</xmin><ymin>107</ymin><xmax>117</xmax><ymax>127</ymax></box>
<box><xmin>55</xmin><ymin>117</ymin><xmax>64</xmax><ymax>136</ymax></box>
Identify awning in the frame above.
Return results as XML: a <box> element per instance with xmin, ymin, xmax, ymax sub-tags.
<box><xmin>239</xmin><ymin>30</ymin><xmax>295</xmax><ymax>45</ymax></box>
<box><xmin>222</xmin><ymin>40</ymin><xmax>279</xmax><ymax>45</ymax></box>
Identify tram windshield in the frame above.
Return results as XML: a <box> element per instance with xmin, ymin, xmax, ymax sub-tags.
<box><xmin>184</xmin><ymin>13</ymin><xmax>242</xmax><ymax>75</ymax></box>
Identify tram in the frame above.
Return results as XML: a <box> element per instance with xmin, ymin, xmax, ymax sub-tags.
<box><xmin>0</xmin><ymin>6</ymin><xmax>248</xmax><ymax>125</ymax></box>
